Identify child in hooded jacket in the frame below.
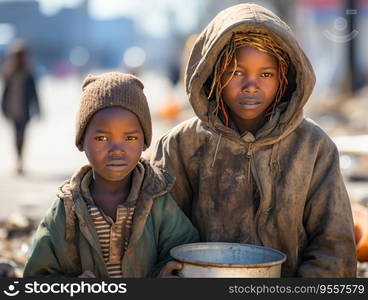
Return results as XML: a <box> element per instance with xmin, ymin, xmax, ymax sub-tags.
<box><xmin>23</xmin><ymin>72</ymin><xmax>199</xmax><ymax>278</ymax></box>
<box><xmin>151</xmin><ymin>3</ymin><xmax>357</xmax><ymax>277</ymax></box>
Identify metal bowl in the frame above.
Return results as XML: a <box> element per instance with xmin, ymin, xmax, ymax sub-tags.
<box><xmin>170</xmin><ymin>242</ymin><xmax>287</xmax><ymax>278</ymax></box>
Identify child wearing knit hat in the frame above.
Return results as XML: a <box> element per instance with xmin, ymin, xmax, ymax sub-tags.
<box><xmin>23</xmin><ymin>72</ymin><xmax>199</xmax><ymax>278</ymax></box>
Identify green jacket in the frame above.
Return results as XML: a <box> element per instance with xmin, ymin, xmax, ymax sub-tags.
<box><xmin>23</xmin><ymin>160</ymin><xmax>199</xmax><ymax>278</ymax></box>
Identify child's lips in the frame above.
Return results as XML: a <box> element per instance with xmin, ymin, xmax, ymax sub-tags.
<box><xmin>238</xmin><ymin>100</ymin><xmax>262</xmax><ymax>109</ymax></box>
<box><xmin>238</xmin><ymin>96</ymin><xmax>262</xmax><ymax>109</ymax></box>
<box><xmin>106</xmin><ymin>160</ymin><xmax>128</xmax><ymax>171</ymax></box>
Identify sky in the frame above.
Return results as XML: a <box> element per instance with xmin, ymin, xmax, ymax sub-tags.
<box><xmin>35</xmin><ymin>0</ymin><xmax>202</xmax><ymax>37</ymax></box>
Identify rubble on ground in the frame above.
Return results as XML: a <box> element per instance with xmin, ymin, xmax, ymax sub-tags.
<box><xmin>0</xmin><ymin>213</ymin><xmax>36</xmax><ymax>278</ymax></box>
<box><xmin>357</xmin><ymin>262</ymin><xmax>368</xmax><ymax>278</ymax></box>
<box><xmin>0</xmin><ymin>212</ymin><xmax>367</xmax><ymax>277</ymax></box>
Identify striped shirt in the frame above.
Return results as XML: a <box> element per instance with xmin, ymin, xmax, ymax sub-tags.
<box><xmin>80</xmin><ymin>165</ymin><xmax>144</xmax><ymax>278</ymax></box>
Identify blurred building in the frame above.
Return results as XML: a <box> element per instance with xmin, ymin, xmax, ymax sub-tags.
<box><xmin>0</xmin><ymin>0</ymin><xmax>135</xmax><ymax>75</ymax></box>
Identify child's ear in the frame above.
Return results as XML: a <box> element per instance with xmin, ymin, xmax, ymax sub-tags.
<box><xmin>77</xmin><ymin>135</ymin><xmax>85</xmax><ymax>152</ymax></box>
<box><xmin>143</xmin><ymin>144</ymin><xmax>147</xmax><ymax>151</ymax></box>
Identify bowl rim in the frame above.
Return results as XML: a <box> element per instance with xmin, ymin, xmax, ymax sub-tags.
<box><xmin>170</xmin><ymin>242</ymin><xmax>287</xmax><ymax>268</ymax></box>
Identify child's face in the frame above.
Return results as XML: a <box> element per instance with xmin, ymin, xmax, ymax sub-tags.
<box><xmin>221</xmin><ymin>46</ymin><xmax>279</xmax><ymax>130</ymax></box>
<box><xmin>82</xmin><ymin>107</ymin><xmax>144</xmax><ymax>182</ymax></box>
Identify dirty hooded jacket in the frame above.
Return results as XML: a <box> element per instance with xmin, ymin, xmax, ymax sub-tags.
<box><xmin>151</xmin><ymin>4</ymin><xmax>357</xmax><ymax>277</ymax></box>
<box><xmin>23</xmin><ymin>160</ymin><xmax>199</xmax><ymax>277</ymax></box>
<box><xmin>1</xmin><ymin>70</ymin><xmax>39</xmax><ymax>123</ymax></box>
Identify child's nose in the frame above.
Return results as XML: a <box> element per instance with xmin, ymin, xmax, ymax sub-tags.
<box><xmin>109</xmin><ymin>141</ymin><xmax>126</xmax><ymax>154</ymax></box>
<box><xmin>241</xmin><ymin>77</ymin><xmax>258</xmax><ymax>93</ymax></box>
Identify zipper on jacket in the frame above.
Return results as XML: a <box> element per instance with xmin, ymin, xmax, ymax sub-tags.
<box><xmin>246</xmin><ymin>143</ymin><xmax>253</xmax><ymax>158</ymax></box>
<box><xmin>246</xmin><ymin>143</ymin><xmax>253</xmax><ymax>183</ymax></box>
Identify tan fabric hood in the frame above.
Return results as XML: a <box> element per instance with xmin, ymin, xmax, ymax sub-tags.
<box><xmin>185</xmin><ymin>3</ymin><xmax>316</xmax><ymax>146</ymax></box>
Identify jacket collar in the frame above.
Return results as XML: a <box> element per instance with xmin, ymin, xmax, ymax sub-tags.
<box><xmin>56</xmin><ymin>159</ymin><xmax>174</xmax><ymax>263</ymax></box>
<box><xmin>58</xmin><ymin>158</ymin><xmax>174</xmax><ymax>203</ymax></box>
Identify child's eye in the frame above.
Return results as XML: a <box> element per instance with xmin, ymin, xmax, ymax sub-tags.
<box><xmin>95</xmin><ymin>136</ymin><xmax>108</xmax><ymax>142</ymax></box>
<box><xmin>126</xmin><ymin>136</ymin><xmax>138</xmax><ymax>141</ymax></box>
<box><xmin>233</xmin><ymin>71</ymin><xmax>243</xmax><ymax>76</ymax></box>
<box><xmin>261</xmin><ymin>72</ymin><xmax>273</xmax><ymax>78</ymax></box>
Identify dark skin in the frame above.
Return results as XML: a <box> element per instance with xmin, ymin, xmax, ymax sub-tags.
<box><xmin>89</xmin><ymin>173</ymin><xmax>131</xmax><ymax>221</ymax></box>
<box><xmin>221</xmin><ymin>46</ymin><xmax>279</xmax><ymax>134</ymax></box>
<box><xmin>79</xmin><ymin>106</ymin><xmax>144</xmax><ymax>221</ymax></box>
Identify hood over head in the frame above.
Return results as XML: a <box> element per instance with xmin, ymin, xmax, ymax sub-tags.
<box><xmin>185</xmin><ymin>3</ymin><xmax>315</xmax><ymax>146</ymax></box>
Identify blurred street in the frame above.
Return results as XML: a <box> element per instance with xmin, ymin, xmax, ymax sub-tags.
<box><xmin>0</xmin><ymin>75</ymin><xmax>86</xmax><ymax>220</ymax></box>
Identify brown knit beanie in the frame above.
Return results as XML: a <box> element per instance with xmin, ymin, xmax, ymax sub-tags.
<box><xmin>75</xmin><ymin>72</ymin><xmax>152</xmax><ymax>149</ymax></box>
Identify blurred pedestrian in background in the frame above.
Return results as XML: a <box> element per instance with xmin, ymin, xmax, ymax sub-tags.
<box><xmin>1</xmin><ymin>40</ymin><xmax>40</xmax><ymax>175</ymax></box>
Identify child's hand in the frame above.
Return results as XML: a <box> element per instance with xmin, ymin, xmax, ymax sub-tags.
<box><xmin>78</xmin><ymin>270</ymin><xmax>96</xmax><ymax>278</ymax></box>
<box><xmin>158</xmin><ymin>260</ymin><xmax>183</xmax><ymax>278</ymax></box>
